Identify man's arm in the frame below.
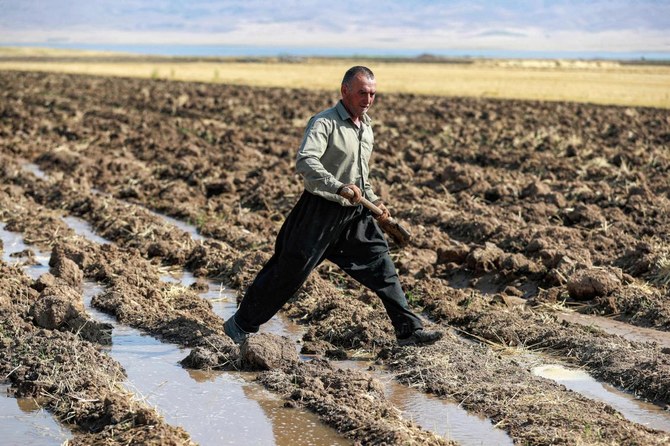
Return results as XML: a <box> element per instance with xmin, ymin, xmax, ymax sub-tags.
<box><xmin>295</xmin><ymin>118</ymin><xmax>343</xmax><ymax>195</ymax></box>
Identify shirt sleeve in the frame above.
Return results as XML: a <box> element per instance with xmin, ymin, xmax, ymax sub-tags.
<box><xmin>363</xmin><ymin>179</ymin><xmax>379</xmax><ymax>203</ymax></box>
<box><xmin>295</xmin><ymin>117</ymin><xmax>343</xmax><ymax>195</ymax></box>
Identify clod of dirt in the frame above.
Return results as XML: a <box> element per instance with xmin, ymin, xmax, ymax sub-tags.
<box><xmin>9</xmin><ymin>248</ymin><xmax>38</xmax><ymax>265</ymax></box>
<box><xmin>436</xmin><ymin>243</ymin><xmax>470</xmax><ymax>265</ymax></box>
<box><xmin>35</xmin><ymin>146</ymin><xmax>82</xmax><ymax>172</ymax></box>
<box><xmin>521</xmin><ymin>180</ymin><xmax>552</xmax><ymax>197</ymax></box>
<box><xmin>439</xmin><ymin>162</ymin><xmax>480</xmax><ymax>192</ymax></box>
<box><xmin>29</xmin><ymin>283</ymin><xmax>112</xmax><ymax>344</ymax></box>
<box><xmin>466</xmin><ymin>242</ymin><xmax>504</xmax><ymax>272</ymax></box>
<box><xmin>179</xmin><ymin>334</ymin><xmax>239</xmax><ymax>370</ymax></box>
<box><xmin>30</xmin><ymin>284</ymin><xmax>85</xmax><ymax>329</ymax></box>
<box><xmin>189</xmin><ymin>278</ymin><xmax>209</xmax><ymax>292</ymax></box>
<box><xmin>32</xmin><ymin>272</ymin><xmax>57</xmax><ymax>292</ymax></box>
<box><xmin>567</xmin><ymin>266</ymin><xmax>623</xmax><ymax>300</ymax></box>
<box><xmin>301</xmin><ymin>339</ymin><xmax>347</xmax><ymax>359</ymax></box>
<box><xmin>500</xmin><ymin>252</ymin><xmax>544</xmax><ymax>275</ymax></box>
<box><xmin>240</xmin><ymin>333</ymin><xmax>299</xmax><ymax>370</ymax></box>
<box><xmin>50</xmin><ymin>248</ymin><xmax>84</xmax><ymax>290</ymax></box>
<box><xmin>563</xmin><ymin>203</ymin><xmax>606</xmax><ymax>228</ymax></box>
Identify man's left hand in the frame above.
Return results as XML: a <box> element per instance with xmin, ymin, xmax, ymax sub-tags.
<box><xmin>374</xmin><ymin>201</ymin><xmax>391</xmax><ymax>222</ymax></box>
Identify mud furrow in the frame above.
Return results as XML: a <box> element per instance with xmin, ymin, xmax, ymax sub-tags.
<box><xmin>385</xmin><ymin>333</ymin><xmax>668</xmax><ymax>445</ymax></box>
<box><xmin>0</xmin><ymin>258</ymin><xmax>194</xmax><ymax>445</ymax></box>
<box><xmin>460</xmin><ymin>305</ymin><xmax>670</xmax><ymax>404</ymax></box>
<box><xmin>410</xmin><ymin>279</ymin><xmax>670</xmax><ymax>405</ymax></box>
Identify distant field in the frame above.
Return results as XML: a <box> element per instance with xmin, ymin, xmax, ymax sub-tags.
<box><xmin>1</xmin><ymin>46</ymin><xmax>669</xmax><ymax>108</ymax></box>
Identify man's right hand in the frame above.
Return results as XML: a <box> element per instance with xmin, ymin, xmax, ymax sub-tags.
<box><xmin>337</xmin><ymin>184</ymin><xmax>363</xmax><ymax>204</ymax></box>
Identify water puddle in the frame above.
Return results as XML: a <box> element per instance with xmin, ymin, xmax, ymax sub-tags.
<box><xmin>0</xmin><ymin>385</ymin><xmax>72</xmax><ymax>446</ymax></box>
<box><xmin>338</xmin><ymin>359</ymin><xmax>513</xmax><ymax>446</ymax></box>
<box><xmin>532</xmin><ymin>364</ymin><xmax>670</xmax><ymax>432</ymax></box>
<box><xmin>558</xmin><ymin>311</ymin><xmax>670</xmax><ymax>350</ymax></box>
<box><xmin>1</xmin><ymin>224</ymin><xmax>51</xmax><ymax>281</ymax></box>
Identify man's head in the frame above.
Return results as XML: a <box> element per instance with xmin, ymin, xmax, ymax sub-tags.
<box><xmin>341</xmin><ymin>66</ymin><xmax>376</xmax><ymax>120</ymax></box>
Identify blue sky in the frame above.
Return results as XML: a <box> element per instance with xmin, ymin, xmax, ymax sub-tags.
<box><xmin>1</xmin><ymin>1</ymin><xmax>668</xmax><ymax>55</ymax></box>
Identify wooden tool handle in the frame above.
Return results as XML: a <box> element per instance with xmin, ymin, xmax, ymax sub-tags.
<box><xmin>340</xmin><ymin>187</ymin><xmax>382</xmax><ymax>215</ymax></box>
<box><xmin>339</xmin><ymin>186</ymin><xmax>412</xmax><ymax>247</ymax></box>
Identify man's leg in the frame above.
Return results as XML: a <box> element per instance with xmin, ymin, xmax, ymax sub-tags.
<box><xmin>335</xmin><ymin>251</ymin><xmax>424</xmax><ymax>338</ymax></box>
<box><xmin>231</xmin><ymin>192</ymin><xmax>353</xmax><ymax>334</ymax></box>
<box><xmin>327</xmin><ymin>212</ymin><xmax>423</xmax><ymax>338</ymax></box>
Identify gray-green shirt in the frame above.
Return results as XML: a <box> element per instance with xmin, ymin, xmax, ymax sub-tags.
<box><xmin>296</xmin><ymin>100</ymin><xmax>379</xmax><ymax>207</ymax></box>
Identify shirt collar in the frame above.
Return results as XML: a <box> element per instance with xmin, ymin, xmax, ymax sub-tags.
<box><xmin>336</xmin><ymin>100</ymin><xmax>371</xmax><ymax>125</ymax></box>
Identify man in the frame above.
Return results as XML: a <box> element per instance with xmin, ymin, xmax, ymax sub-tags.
<box><xmin>224</xmin><ymin>66</ymin><xmax>442</xmax><ymax>347</ymax></box>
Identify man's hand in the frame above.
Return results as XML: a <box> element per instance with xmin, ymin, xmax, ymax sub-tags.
<box><xmin>337</xmin><ymin>184</ymin><xmax>363</xmax><ymax>204</ymax></box>
<box><xmin>374</xmin><ymin>200</ymin><xmax>391</xmax><ymax>222</ymax></box>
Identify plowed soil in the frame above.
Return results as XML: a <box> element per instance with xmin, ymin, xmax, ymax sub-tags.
<box><xmin>1</xmin><ymin>70</ymin><xmax>670</xmax><ymax>445</ymax></box>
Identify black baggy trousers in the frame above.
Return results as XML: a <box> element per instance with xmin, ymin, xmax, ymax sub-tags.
<box><xmin>233</xmin><ymin>191</ymin><xmax>423</xmax><ymax>338</ymax></box>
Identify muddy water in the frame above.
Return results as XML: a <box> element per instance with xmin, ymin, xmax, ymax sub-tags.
<box><xmin>60</xmin><ymin>216</ymin><xmax>342</xmax><ymax>443</ymax></box>
<box><xmin>0</xmin><ymin>385</ymin><xmax>72</xmax><ymax>446</ymax></box>
<box><xmin>532</xmin><ymin>364</ymin><xmax>670</xmax><ymax>432</ymax></box>
<box><xmin>83</xmin><ymin>284</ymin><xmax>348</xmax><ymax>446</ymax></box>
<box><xmin>0</xmin><ymin>224</ymin><xmax>51</xmax><ymax>280</ymax></box>
<box><xmin>339</xmin><ymin>359</ymin><xmax>513</xmax><ymax>446</ymax></box>
<box><xmin>558</xmin><ymin>310</ymin><xmax>670</xmax><ymax>349</ymax></box>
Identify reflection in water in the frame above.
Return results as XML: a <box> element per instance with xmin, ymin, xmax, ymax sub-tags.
<box><xmin>242</xmin><ymin>384</ymin><xmax>349</xmax><ymax>446</ymax></box>
<box><xmin>0</xmin><ymin>385</ymin><xmax>71</xmax><ymax>446</ymax></box>
<box><xmin>533</xmin><ymin>364</ymin><xmax>670</xmax><ymax>432</ymax></box>
<box><xmin>339</xmin><ymin>359</ymin><xmax>513</xmax><ymax>446</ymax></box>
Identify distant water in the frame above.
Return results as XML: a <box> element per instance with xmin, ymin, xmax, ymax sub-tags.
<box><xmin>4</xmin><ymin>42</ymin><xmax>670</xmax><ymax>61</ymax></box>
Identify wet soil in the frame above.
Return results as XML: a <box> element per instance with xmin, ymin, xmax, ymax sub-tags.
<box><xmin>1</xmin><ymin>70</ymin><xmax>670</xmax><ymax>444</ymax></box>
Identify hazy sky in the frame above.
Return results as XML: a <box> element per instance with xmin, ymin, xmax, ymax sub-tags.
<box><xmin>1</xmin><ymin>0</ymin><xmax>668</xmax><ymax>54</ymax></box>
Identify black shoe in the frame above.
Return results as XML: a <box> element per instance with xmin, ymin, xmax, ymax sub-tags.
<box><xmin>397</xmin><ymin>329</ymin><xmax>443</xmax><ymax>347</ymax></box>
<box><xmin>224</xmin><ymin>316</ymin><xmax>249</xmax><ymax>345</ymax></box>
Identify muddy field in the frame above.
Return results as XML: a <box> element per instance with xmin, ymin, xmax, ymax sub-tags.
<box><xmin>1</xmin><ymin>70</ymin><xmax>670</xmax><ymax>445</ymax></box>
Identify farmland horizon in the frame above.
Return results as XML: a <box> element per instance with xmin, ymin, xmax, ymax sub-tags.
<box><xmin>1</xmin><ymin>45</ymin><xmax>669</xmax><ymax>109</ymax></box>
<box><xmin>2</xmin><ymin>42</ymin><xmax>670</xmax><ymax>62</ymax></box>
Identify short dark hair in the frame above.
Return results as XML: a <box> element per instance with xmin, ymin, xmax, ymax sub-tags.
<box><xmin>342</xmin><ymin>66</ymin><xmax>374</xmax><ymax>87</ymax></box>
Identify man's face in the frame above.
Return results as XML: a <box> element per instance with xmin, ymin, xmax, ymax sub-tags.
<box><xmin>341</xmin><ymin>74</ymin><xmax>376</xmax><ymax>119</ymax></box>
